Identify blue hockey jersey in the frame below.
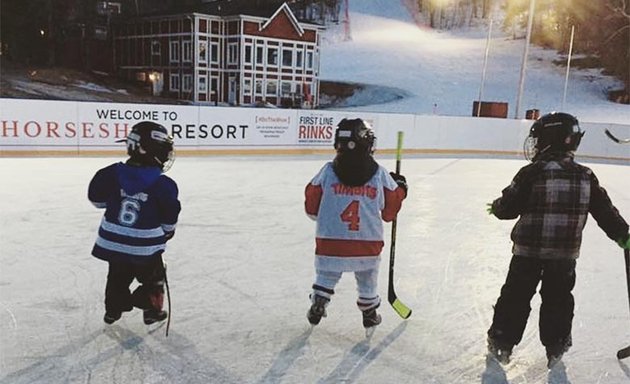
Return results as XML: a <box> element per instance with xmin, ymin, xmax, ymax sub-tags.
<box><xmin>88</xmin><ymin>162</ymin><xmax>181</xmax><ymax>264</ymax></box>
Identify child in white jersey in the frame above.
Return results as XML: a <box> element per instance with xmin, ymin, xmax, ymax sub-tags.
<box><xmin>304</xmin><ymin>118</ymin><xmax>407</xmax><ymax>330</ymax></box>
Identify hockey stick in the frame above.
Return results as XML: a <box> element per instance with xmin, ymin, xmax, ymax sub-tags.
<box><xmin>617</xmin><ymin>249</ymin><xmax>630</xmax><ymax>359</ymax></box>
<box><xmin>605</xmin><ymin>129</ymin><xmax>630</xmax><ymax>144</ymax></box>
<box><xmin>388</xmin><ymin>131</ymin><xmax>412</xmax><ymax>319</ymax></box>
<box><xmin>163</xmin><ymin>260</ymin><xmax>172</xmax><ymax>337</ymax></box>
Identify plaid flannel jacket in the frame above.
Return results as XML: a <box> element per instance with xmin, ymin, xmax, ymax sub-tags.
<box><xmin>491</xmin><ymin>154</ymin><xmax>628</xmax><ymax>259</ymax></box>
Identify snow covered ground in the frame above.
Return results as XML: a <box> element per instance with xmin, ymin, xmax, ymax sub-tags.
<box><xmin>1</xmin><ymin>156</ymin><xmax>629</xmax><ymax>384</ymax></box>
<box><xmin>321</xmin><ymin>0</ymin><xmax>630</xmax><ymax>125</ymax></box>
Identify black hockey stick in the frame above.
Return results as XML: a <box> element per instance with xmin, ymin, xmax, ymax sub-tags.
<box><xmin>605</xmin><ymin>129</ymin><xmax>630</xmax><ymax>144</ymax></box>
<box><xmin>617</xmin><ymin>249</ymin><xmax>630</xmax><ymax>359</ymax></box>
<box><xmin>164</xmin><ymin>260</ymin><xmax>172</xmax><ymax>337</ymax></box>
<box><xmin>388</xmin><ymin>131</ymin><xmax>412</xmax><ymax>319</ymax></box>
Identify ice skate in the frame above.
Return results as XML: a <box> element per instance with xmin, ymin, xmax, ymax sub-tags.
<box><xmin>487</xmin><ymin>337</ymin><xmax>513</xmax><ymax>365</ymax></box>
<box><xmin>143</xmin><ymin>309</ymin><xmax>168</xmax><ymax>325</ymax></box>
<box><xmin>546</xmin><ymin>343</ymin><xmax>569</xmax><ymax>369</ymax></box>
<box><xmin>547</xmin><ymin>353</ymin><xmax>563</xmax><ymax>369</ymax></box>
<box><xmin>103</xmin><ymin>311</ymin><xmax>121</xmax><ymax>325</ymax></box>
<box><xmin>362</xmin><ymin>308</ymin><xmax>381</xmax><ymax>337</ymax></box>
<box><xmin>307</xmin><ymin>295</ymin><xmax>328</xmax><ymax>326</ymax></box>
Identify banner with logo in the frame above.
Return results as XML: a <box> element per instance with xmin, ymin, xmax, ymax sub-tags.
<box><xmin>1</xmin><ymin>98</ymin><xmax>628</xmax><ymax>162</ymax></box>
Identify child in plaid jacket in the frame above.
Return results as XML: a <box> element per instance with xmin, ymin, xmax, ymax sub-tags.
<box><xmin>486</xmin><ymin>112</ymin><xmax>629</xmax><ymax>368</ymax></box>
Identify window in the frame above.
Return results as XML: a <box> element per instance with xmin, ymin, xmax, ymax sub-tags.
<box><xmin>267</xmin><ymin>47</ymin><xmax>278</xmax><ymax>66</ymax></box>
<box><xmin>199</xmin><ymin>75</ymin><xmax>207</xmax><ymax>92</ymax></box>
<box><xmin>151</xmin><ymin>40</ymin><xmax>161</xmax><ymax>55</ymax></box>
<box><xmin>255</xmin><ymin>79</ymin><xmax>263</xmax><ymax>95</ymax></box>
<box><xmin>169</xmin><ymin>73</ymin><xmax>180</xmax><ymax>91</ymax></box>
<box><xmin>183</xmin><ymin>40</ymin><xmax>192</xmax><ymax>63</ymax></box>
<box><xmin>170</xmin><ymin>41</ymin><xmax>180</xmax><ymax>63</ymax></box>
<box><xmin>211</xmin><ymin>42</ymin><xmax>219</xmax><ymax>63</ymax></box>
<box><xmin>199</xmin><ymin>41</ymin><xmax>208</xmax><ymax>63</ymax></box>
<box><xmin>282</xmin><ymin>49</ymin><xmax>292</xmax><ymax>67</ymax></box>
<box><xmin>281</xmin><ymin>81</ymin><xmax>292</xmax><ymax>95</ymax></box>
<box><xmin>256</xmin><ymin>46</ymin><xmax>264</xmax><ymax>65</ymax></box>
<box><xmin>244</xmin><ymin>45</ymin><xmax>252</xmax><ymax>64</ymax></box>
<box><xmin>211</xmin><ymin>78</ymin><xmax>218</xmax><ymax>95</ymax></box>
<box><xmin>183</xmin><ymin>74</ymin><xmax>193</xmax><ymax>92</ymax></box>
<box><xmin>243</xmin><ymin>78</ymin><xmax>252</xmax><ymax>95</ymax></box>
<box><xmin>266</xmin><ymin>80</ymin><xmax>277</xmax><ymax>96</ymax></box>
<box><xmin>296</xmin><ymin>50</ymin><xmax>303</xmax><ymax>68</ymax></box>
<box><xmin>228</xmin><ymin>43</ymin><xmax>238</xmax><ymax>64</ymax></box>
<box><xmin>306</xmin><ymin>51</ymin><xmax>313</xmax><ymax>69</ymax></box>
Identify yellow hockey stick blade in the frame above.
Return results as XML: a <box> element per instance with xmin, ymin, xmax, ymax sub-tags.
<box><xmin>391</xmin><ymin>298</ymin><xmax>412</xmax><ymax>319</ymax></box>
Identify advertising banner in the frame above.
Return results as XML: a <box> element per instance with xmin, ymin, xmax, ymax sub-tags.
<box><xmin>76</xmin><ymin>102</ymin><xmax>197</xmax><ymax>151</ymax></box>
<box><xmin>1</xmin><ymin>99</ymin><xmax>80</xmax><ymax>151</ymax></box>
<box><xmin>295</xmin><ymin>110</ymin><xmax>381</xmax><ymax>147</ymax></box>
<box><xmin>1</xmin><ymin>98</ymin><xmax>628</xmax><ymax>162</ymax></box>
<box><xmin>196</xmin><ymin>107</ymin><xmax>297</xmax><ymax>147</ymax></box>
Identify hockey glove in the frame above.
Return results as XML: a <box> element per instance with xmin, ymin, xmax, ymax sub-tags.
<box><xmin>390</xmin><ymin>172</ymin><xmax>408</xmax><ymax>197</ymax></box>
<box><xmin>486</xmin><ymin>203</ymin><xmax>495</xmax><ymax>215</ymax></box>
<box><xmin>618</xmin><ymin>234</ymin><xmax>630</xmax><ymax>250</ymax></box>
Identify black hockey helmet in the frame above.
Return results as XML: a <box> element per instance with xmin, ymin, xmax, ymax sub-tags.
<box><xmin>120</xmin><ymin>121</ymin><xmax>174</xmax><ymax>171</ymax></box>
<box><xmin>333</xmin><ymin>118</ymin><xmax>376</xmax><ymax>155</ymax></box>
<box><xmin>525</xmin><ymin>112</ymin><xmax>584</xmax><ymax>160</ymax></box>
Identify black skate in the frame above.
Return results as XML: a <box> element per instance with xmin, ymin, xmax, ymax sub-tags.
<box><xmin>362</xmin><ymin>308</ymin><xmax>382</xmax><ymax>337</ymax></box>
<box><xmin>143</xmin><ymin>309</ymin><xmax>168</xmax><ymax>325</ymax></box>
<box><xmin>487</xmin><ymin>337</ymin><xmax>513</xmax><ymax>364</ymax></box>
<box><xmin>362</xmin><ymin>308</ymin><xmax>382</xmax><ymax>328</ymax></box>
<box><xmin>307</xmin><ymin>296</ymin><xmax>328</xmax><ymax>325</ymax></box>
<box><xmin>546</xmin><ymin>342</ymin><xmax>570</xmax><ymax>369</ymax></box>
<box><xmin>103</xmin><ymin>311</ymin><xmax>121</xmax><ymax>325</ymax></box>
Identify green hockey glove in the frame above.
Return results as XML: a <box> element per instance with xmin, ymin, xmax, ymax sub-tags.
<box><xmin>618</xmin><ymin>235</ymin><xmax>630</xmax><ymax>250</ymax></box>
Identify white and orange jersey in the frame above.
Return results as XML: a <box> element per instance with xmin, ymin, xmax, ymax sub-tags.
<box><xmin>305</xmin><ymin>162</ymin><xmax>405</xmax><ymax>259</ymax></box>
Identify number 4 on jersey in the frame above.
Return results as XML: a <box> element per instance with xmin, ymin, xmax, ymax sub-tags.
<box><xmin>340</xmin><ymin>200</ymin><xmax>360</xmax><ymax>231</ymax></box>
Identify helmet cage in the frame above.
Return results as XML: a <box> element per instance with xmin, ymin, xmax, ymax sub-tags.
<box><xmin>333</xmin><ymin>119</ymin><xmax>376</xmax><ymax>155</ymax></box>
<box><xmin>124</xmin><ymin>122</ymin><xmax>175</xmax><ymax>171</ymax></box>
<box><xmin>525</xmin><ymin>112</ymin><xmax>584</xmax><ymax>160</ymax></box>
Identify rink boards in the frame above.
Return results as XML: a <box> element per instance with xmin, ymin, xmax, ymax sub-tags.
<box><xmin>0</xmin><ymin>98</ymin><xmax>628</xmax><ymax>163</ymax></box>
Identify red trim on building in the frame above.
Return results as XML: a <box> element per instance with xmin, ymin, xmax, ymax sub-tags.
<box><xmin>113</xmin><ymin>4</ymin><xmax>322</xmax><ymax>108</ymax></box>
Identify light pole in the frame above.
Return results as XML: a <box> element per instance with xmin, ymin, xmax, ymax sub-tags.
<box><xmin>514</xmin><ymin>0</ymin><xmax>536</xmax><ymax>119</ymax></box>
<box><xmin>562</xmin><ymin>25</ymin><xmax>575</xmax><ymax>110</ymax></box>
<box><xmin>477</xmin><ymin>18</ymin><xmax>494</xmax><ymax>117</ymax></box>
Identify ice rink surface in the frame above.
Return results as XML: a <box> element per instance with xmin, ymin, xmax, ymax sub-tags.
<box><xmin>1</xmin><ymin>155</ymin><xmax>629</xmax><ymax>384</ymax></box>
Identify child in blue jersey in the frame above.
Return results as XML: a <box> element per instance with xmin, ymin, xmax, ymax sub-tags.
<box><xmin>89</xmin><ymin>121</ymin><xmax>181</xmax><ymax>325</ymax></box>
<box><xmin>304</xmin><ymin>118</ymin><xmax>407</xmax><ymax>330</ymax></box>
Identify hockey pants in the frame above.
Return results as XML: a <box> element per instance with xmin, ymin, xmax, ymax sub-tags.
<box><xmin>311</xmin><ymin>268</ymin><xmax>381</xmax><ymax>311</ymax></box>
<box><xmin>488</xmin><ymin>256</ymin><xmax>576</xmax><ymax>350</ymax></box>
<box><xmin>105</xmin><ymin>256</ymin><xmax>166</xmax><ymax>314</ymax></box>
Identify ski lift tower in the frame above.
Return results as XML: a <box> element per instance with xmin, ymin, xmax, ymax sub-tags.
<box><xmin>343</xmin><ymin>0</ymin><xmax>351</xmax><ymax>41</ymax></box>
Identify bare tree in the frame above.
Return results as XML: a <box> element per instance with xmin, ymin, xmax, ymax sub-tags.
<box><xmin>606</xmin><ymin>0</ymin><xmax>630</xmax><ymax>98</ymax></box>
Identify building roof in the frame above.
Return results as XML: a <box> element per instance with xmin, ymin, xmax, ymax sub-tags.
<box><xmin>173</xmin><ymin>0</ymin><xmax>324</xmax><ymax>25</ymax></box>
<box><xmin>188</xmin><ymin>0</ymin><xmax>286</xmax><ymax>17</ymax></box>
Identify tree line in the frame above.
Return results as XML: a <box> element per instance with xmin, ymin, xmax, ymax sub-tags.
<box><xmin>416</xmin><ymin>0</ymin><xmax>629</xmax><ymax>101</ymax></box>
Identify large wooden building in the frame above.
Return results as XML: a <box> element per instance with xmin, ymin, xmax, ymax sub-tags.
<box><xmin>112</xmin><ymin>3</ymin><xmax>323</xmax><ymax>108</ymax></box>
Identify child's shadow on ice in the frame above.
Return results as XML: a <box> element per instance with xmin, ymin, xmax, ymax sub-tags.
<box><xmin>481</xmin><ymin>355</ymin><xmax>508</xmax><ymax>384</ymax></box>
<box><xmin>481</xmin><ymin>356</ymin><xmax>572</xmax><ymax>384</ymax></box>
<box><xmin>547</xmin><ymin>361</ymin><xmax>571</xmax><ymax>384</ymax></box>
<box><xmin>318</xmin><ymin>321</ymin><xmax>408</xmax><ymax>384</ymax></box>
